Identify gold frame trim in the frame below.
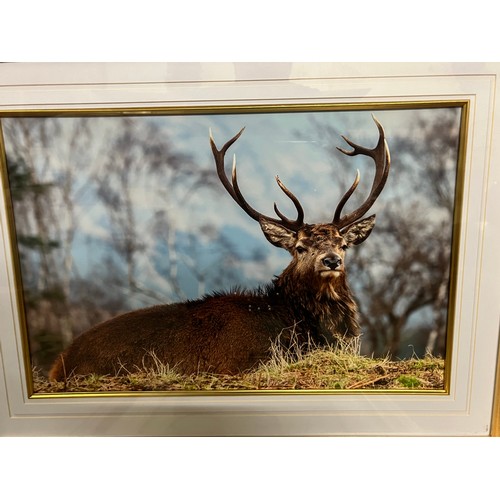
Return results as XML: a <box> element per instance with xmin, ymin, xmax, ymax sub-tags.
<box><xmin>491</xmin><ymin>326</ymin><xmax>500</xmax><ymax>436</ymax></box>
<box><xmin>0</xmin><ymin>100</ymin><xmax>469</xmax><ymax>401</ymax></box>
<box><xmin>0</xmin><ymin>100</ymin><xmax>466</xmax><ymax>118</ymax></box>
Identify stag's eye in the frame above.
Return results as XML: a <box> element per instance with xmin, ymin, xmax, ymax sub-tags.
<box><xmin>296</xmin><ymin>245</ymin><xmax>307</xmax><ymax>254</ymax></box>
<box><xmin>341</xmin><ymin>244</ymin><xmax>348</xmax><ymax>251</ymax></box>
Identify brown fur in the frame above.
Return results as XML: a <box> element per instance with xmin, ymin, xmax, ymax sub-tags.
<box><xmin>48</xmin><ymin>221</ymin><xmax>372</xmax><ymax>380</ymax></box>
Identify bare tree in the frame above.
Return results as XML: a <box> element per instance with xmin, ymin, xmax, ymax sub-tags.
<box><xmin>350</xmin><ymin>204</ymin><xmax>452</xmax><ymax>357</ymax></box>
<box><xmin>93</xmin><ymin>117</ymin><xmax>207</xmax><ymax>304</ymax></box>
<box><xmin>3</xmin><ymin>118</ymin><xmax>96</xmax><ymax>360</ymax></box>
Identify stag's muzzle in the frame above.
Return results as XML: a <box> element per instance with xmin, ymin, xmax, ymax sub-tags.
<box><xmin>322</xmin><ymin>254</ymin><xmax>342</xmax><ymax>270</ymax></box>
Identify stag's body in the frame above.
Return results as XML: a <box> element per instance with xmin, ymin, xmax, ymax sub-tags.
<box><xmin>49</xmin><ymin>116</ymin><xmax>390</xmax><ymax>381</ymax></box>
<box><xmin>49</xmin><ymin>257</ymin><xmax>359</xmax><ymax>379</ymax></box>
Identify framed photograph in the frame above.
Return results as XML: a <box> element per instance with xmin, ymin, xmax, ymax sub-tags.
<box><xmin>0</xmin><ymin>63</ymin><xmax>499</xmax><ymax>436</ymax></box>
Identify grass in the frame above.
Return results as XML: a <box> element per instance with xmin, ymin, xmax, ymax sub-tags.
<box><xmin>32</xmin><ymin>337</ymin><xmax>445</xmax><ymax>394</ymax></box>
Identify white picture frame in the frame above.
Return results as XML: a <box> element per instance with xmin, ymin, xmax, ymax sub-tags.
<box><xmin>0</xmin><ymin>62</ymin><xmax>499</xmax><ymax>436</ymax></box>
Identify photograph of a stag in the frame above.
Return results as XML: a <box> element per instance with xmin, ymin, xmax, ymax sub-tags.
<box><xmin>48</xmin><ymin>115</ymin><xmax>390</xmax><ymax>381</ymax></box>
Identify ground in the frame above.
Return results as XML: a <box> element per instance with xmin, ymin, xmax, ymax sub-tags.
<box><xmin>32</xmin><ymin>348</ymin><xmax>445</xmax><ymax>394</ymax></box>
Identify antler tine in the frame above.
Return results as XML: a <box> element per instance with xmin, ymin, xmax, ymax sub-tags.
<box><xmin>210</xmin><ymin>127</ymin><xmax>246</xmax><ymax>204</ymax></box>
<box><xmin>332</xmin><ymin>115</ymin><xmax>391</xmax><ymax>229</ymax></box>
<box><xmin>210</xmin><ymin>128</ymin><xmax>305</xmax><ymax>232</ymax></box>
<box><xmin>273</xmin><ymin>176</ymin><xmax>305</xmax><ymax>228</ymax></box>
<box><xmin>332</xmin><ymin>170</ymin><xmax>361</xmax><ymax>223</ymax></box>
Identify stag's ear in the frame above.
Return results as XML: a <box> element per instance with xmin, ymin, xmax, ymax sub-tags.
<box><xmin>342</xmin><ymin>214</ymin><xmax>376</xmax><ymax>246</ymax></box>
<box><xmin>259</xmin><ymin>219</ymin><xmax>297</xmax><ymax>251</ymax></box>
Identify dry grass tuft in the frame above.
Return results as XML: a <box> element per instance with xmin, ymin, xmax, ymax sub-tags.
<box><xmin>32</xmin><ymin>340</ymin><xmax>445</xmax><ymax>394</ymax></box>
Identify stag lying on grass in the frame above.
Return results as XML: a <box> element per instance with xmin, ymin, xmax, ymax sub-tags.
<box><xmin>48</xmin><ymin>116</ymin><xmax>390</xmax><ymax>381</ymax></box>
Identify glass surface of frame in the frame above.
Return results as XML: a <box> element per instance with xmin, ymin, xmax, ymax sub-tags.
<box><xmin>0</xmin><ymin>63</ymin><xmax>499</xmax><ymax>436</ymax></box>
<box><xmin>0</xmin><ymin>103</ymin><xmax>466</xmax><ymax>397</ymax></box>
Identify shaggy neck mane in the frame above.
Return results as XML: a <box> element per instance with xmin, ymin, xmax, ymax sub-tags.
<box><xmin>270</xmin><ymin>266</ymin><xmax>361</xmax><ymax>344</ymax></box>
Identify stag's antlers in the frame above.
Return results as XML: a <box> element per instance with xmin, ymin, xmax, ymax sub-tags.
<box><xmin>210</xmin><ymin>127</ymin><xmax>305</xmax><ymax>232</ymax></box>
<box><xmin>333</xmin><ymin>115</ymin><xmax>391</xmax><ymax>230</ymax></box>
<box><xmin>209</xmin><ymin>115</ymin><xmax>390</xmax><ymax>233</ymax></box>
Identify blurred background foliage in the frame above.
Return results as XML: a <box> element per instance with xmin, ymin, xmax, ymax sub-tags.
<box><xmin>2</xmin><ymin>107</ymin><xmax>462</xmax><ymax>372</ymax></box>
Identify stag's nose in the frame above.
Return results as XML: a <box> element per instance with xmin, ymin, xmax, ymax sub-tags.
<box><xmin>322</xmin><ymin>254</ymin><xmax>342</xmax><ymax>270</ymax></box>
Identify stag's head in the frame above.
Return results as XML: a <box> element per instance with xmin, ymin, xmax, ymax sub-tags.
<box><xmin>209</xmin><ymin>115</ymin><xmax>390</xmax><ymax>285</ymax></box>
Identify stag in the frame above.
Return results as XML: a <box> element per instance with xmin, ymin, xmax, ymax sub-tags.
<box><xmin>48</xmin><ymin>115</ymin><xmax>390</xmax><ymax>381</ymax></box>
